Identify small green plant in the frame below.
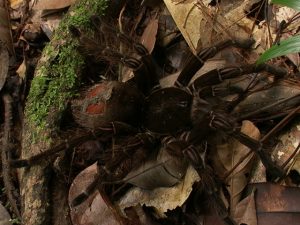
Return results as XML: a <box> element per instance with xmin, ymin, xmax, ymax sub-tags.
<box><xmin>257</xmin><ymin>0</ymin><xmax>300</xmax><ymax>64</ymax></box>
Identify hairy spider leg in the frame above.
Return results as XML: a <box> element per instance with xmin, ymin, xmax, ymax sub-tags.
<box><xmin>175</xmin><ymin>38</ymin><xmax>256</xmax><ymax>88</ymax></box>
<box><xmin>189</xmin><ymin>62</ymin><xmax>288</xmax><ymax>115</ymax></box>
<box><xmin>189</xmin><ymin>63</ymin><xmax>287</xmax><ymax>95</ymax></box>
<box><xmin>234</xmin><ymin>93</ymin><xmax>300</xmax><ymax>122</ymax></box>
<box><xmin>190</xmin><ymin>100</ymin><xmax>285</xmax><ymax>180</ymax></box>
<box><xmin>183</xmin><ymin>145</ymin><xmax>238</xmax><ymax>225</ymax></box>
<box><xmin>10</xmin><ymin>122</ymin><xmax>137</xmax><ymax>168</ymax></box>
<box><xmin>163</xmin><ymin>136</ymin><xmax>237</xmax><ymax>225</ymax></box>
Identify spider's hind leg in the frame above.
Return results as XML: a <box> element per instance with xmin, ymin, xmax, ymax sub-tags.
<box><xmin>205</xmin><ymin>111</ymin><xmax>285</xmax><ymax>180</ymax></box>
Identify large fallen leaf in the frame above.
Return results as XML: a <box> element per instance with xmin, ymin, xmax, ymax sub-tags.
<box><xmin>232</xmin><ymin>190</ymin><xmax>257</xmax><ymax>225</ymax></box>
<box><xmin>124</xmin><ymin>142</ymin><xmax>188</xmax><ymax>189</ymax></box>
<box><xmin>249</xmin><ymin>182</ymin><xmax>300</xmax><ymax>225</ymax></box>
<box><xmin>163</xmin><ymin>0</ymin><xmax>265</xmax><ymax>54</ymax></box>
<box><xmin>119</xmin><ymin>166</ymin><xmax>200</xmax><ymax>217</ymax></box>
<box><xmin>253</xmin><ymin>183</ymin><xmax>300</xmax><ymax>212</ymax></box>
<box><xmin>69</xmin><ymin>163</ymin><xmax>122</xmax><ymax>225</ymax></box>
<box><xmin>33</xmin><ymin>0</ymin><xmax>76</xmax><ymax>10</ymax></box>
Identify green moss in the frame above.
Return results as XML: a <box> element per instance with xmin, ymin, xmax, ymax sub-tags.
<box><xmin>25</xmin><ymin>0</ymin><xmax>108</xmax><ymax>138</ymax></box>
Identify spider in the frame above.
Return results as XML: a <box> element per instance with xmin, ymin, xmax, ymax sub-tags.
<box><xmin>11</xmin><ymin>16</ymin><xmax>294</xmax><ymax>225</ymax></box>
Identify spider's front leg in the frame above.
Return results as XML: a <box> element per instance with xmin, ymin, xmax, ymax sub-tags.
<box><xmin>175</xmin><ymin>37</ymin><xmax>287</xmax><ymax>95</ymax></box>
<box><xmin>175</xmin><ymin>38</ymin><xmax>256</xmax><ymax>87</ymax></box>
<box><xmin>165</xmin><ymin>136</ymin><xmax>237</xmax><ymax>225</ymax></box>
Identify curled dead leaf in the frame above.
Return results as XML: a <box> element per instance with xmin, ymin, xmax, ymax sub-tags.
<box><xmin>124</xmin><ymin>142</ymin><xmax>188</xmax><ymax>189</ymax></box>
<box><xmin>119</xmin><ymin>166</ymin><xmax>199</xmax><ymax>218</ymax></box>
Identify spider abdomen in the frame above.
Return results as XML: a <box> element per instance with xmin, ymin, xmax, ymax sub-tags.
<box><xmin>72</xmin><ymin>81</ymin><xmax>144</xmax><ymax>129</ymax></box>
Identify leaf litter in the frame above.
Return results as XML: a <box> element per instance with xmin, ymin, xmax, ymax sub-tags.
<box><xmin>2</xmin><ymin>0</ymin><xmax>300</xmax><ymax>224</ymax></box>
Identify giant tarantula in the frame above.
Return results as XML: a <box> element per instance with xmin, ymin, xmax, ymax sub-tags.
<box><xmin>11</xmin><ymin>15</ymin><xmax>297</xmax><ymax>224</ymax></box>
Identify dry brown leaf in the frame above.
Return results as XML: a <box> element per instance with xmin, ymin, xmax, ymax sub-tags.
<box><xmin>124</xmin><ymin>143</ymin><xmax>188</xmax><ymax>189</ymax></box>
<box><xmin>0</xmin><ymin>203</ymin><xmax>12</xmax><ymax>225</ymax></box>
<box><xmin>79</xmin><ymin>194</ymin><xmax>122</xmax><ymax>225</ymax></box>
<box><xmin>272</xmin><ymin>119</ymin><xmax>300</xmax><ymax>177</ymax></box>
<box><xmin>69</xmin><ymin>163</ymin><xmax>99</xmax><ymax>224</ymax></box>
<box><xmin>33</xmin><ymin>0</ymin><xmax>76</xmax><ymax>10</ymax></box>
<box><xmin>163</xmin><ymin>0</ymin><xmax>263</xmax><ymax>54</ymax></box>
<box><xmin>119</xmin><ymin>166</ymin><xmax>199</xmax><ymax>217</ymax></box>
<box><xmin>16</xmin><ymin>59</ymin><xmax>26</xmax><ymax>79</ymax></box>
<box><xmin>0</xmin><ymin>45</ymin><xmax>9</xmax><ymax>91</ymax></box>
<box><xmin>232</xmin><ymin>190</ymin><xmax>257</xmax><ymax>225</ymax></box>
<box><xmin>250</xmin><ymin>182</ymin><xmax>300</xmax><ymax>225</ymax></box>
<box><xmin>252</xmin><ymin>182</ymin><xmax>300</xmax><ymax>213</ymax></box>
<box><xmin>212</xmin><ymin>120</ymin><xmax>260</xmax><ymax>213</ymax></box>
<box><xmin>274</xmin><ymin>6</ymin><xmax>300</xmax><ymax>33</ymax></box>
<box><xmin>69</xmin><ymin>164</ymin><xmax>122</xmax><ymax>225</ymax></box>
<box><xmin>258</xmin><ymin>213</ymin><xmax>300</xmax><ymax>225</ymax></box>
<box><xmin>140</xmin><ymin>18</ymin><xmax>158</xmax><ymax>53</ymax></box>
<box><xmin>125</xmin><ymin>205</ymin><xmax>159</xmax><ymax>225</ymax></box>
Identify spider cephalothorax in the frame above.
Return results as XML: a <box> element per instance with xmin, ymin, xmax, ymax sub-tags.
<box><xmin>11</xmin><ymin>15</ymin><xmax>295</xmax><ymax>225</ymax></box>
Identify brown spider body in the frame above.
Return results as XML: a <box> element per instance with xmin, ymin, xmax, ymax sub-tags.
<box><xmin>11</xmin><ymin>15</ymin><xmax>299</xmax><ymax>225</ymax></box>
<box><xmin>72</xmin><ymin>81</ymin><xmax>144</xmax><ymax>129</ymax></box>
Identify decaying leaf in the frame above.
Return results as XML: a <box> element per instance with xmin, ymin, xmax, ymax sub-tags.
<box><xmin>16</xmin><ymin>59</ymin><xmax>26</xmax><ymax>79</ymax></box>
<box><xmin>69</xmin><ymin>164</ymin><xmax>122</xmax><ymax>225</ymax></box>
<box><xmin>232</xmin><ymin>190</ymin><xmax>257</xmax><ymax>225</ymax></box>
<box><xmin>253</xmin><ymin>182</ymin><xmax>300</xmax><ymax>212</ymax></box>
<box><xmin>211</xmin><ymin>121</ymin><xmax>260</xmax><ymax>213</ymax></box>
<box><xmin>33</xmin><ymin>0</ymin><xmax>76</xmax><ymax>10</ymax></box>
<box><xmin>0</xmin><ymin>202</ymin><xmax>12</xmax><ymax>225</ymax></box>
<box><xmin>79</xmin><ymin>194</ymin><xmax>122</xmax><ymax>225</ymax></box>
<box><xmin>250</xmin><ymin>182</ymin><xmax>300</xmax><ymax>225</ymax></box>
<box><xmin>124</xmin><ymin>142</ymin><xmax>188</xmax><ymax>189</ymax></box>
<box><xmin>140</xmin><ymin>18</ymin><xmax>158</xmax><ymax>54</ymax></box>
<box><xmin>69</xmin><ymin>163</ymin><xmax>99</xmax><ymax>224</ymax></box>
<box><xmin>0</xmin><ymin>44</ymin><xmax>9</xmax><ymax>91</ymax></box>
<box><xmin>272</xmin><ymin>118</ymin><xmax>300</xmax><ymax>176</ymax></box>
<box><xmin>163</xmin><ymin>0</ymin><xmax>263</xmax><ymax>54</ymax></box>
<box><xmin>119</xmin><ymin>166</ymin><xmax>199</xmax><ymax>217</ymax></box>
